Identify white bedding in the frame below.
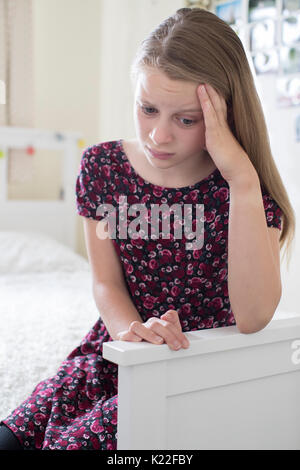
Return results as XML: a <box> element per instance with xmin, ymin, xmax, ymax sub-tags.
<box><xmin>0</xmin><ymin>231</ymin><xmax>99</xmax><ymax>420</ymax></box>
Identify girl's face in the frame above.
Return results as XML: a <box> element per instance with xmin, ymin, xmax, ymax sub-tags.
<box><xmin>133</xmin><ymin>67</ymin><xmax>207</xmax><ymax>176</ymax></box>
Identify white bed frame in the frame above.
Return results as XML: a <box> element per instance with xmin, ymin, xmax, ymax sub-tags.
<box><xmin>103</xmin><ymin>313</ymin><xmax>300</xmax><ymax>450</ymax></box>
<box><xmin>0</xmin><ymin>126</ymin><xmax>82</xmax><ymax>250</ymax></box>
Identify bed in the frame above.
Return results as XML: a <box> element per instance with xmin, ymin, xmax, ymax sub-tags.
<box><xmin>0</xmin><ymin>230</ymin><xmax>98</xmax><ymax>420</ymax></box>
<box><xmin>0</xmin><ymin>127</ymin><xmax>99</xmax><ymax>420</ymax></box>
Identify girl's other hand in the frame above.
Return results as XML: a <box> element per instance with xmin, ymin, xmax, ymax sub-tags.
<box><xmin>197</xmin><ymin>83</ymin><xmax>256</xmax><ymax>184</ymax></box>
<box><xmin>117</xmin><ymin>310</ymin><xmax>190</xmax><ymax>351</ymax></box>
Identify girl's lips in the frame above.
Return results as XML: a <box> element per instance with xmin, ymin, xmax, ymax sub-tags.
<box><xmin>147</xmin><ymin>147</ymin><xmax>174</xmax><ymax>160</ymax></box>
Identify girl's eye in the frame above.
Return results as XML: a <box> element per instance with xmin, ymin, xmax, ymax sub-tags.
<box><xmin>180</xmin><ymin>118</ymin><xmax>196</xmax><ymax>127</ymax></box>
<box><xmin>141</xmin><ymin>106</ymin><xmax>157</xmax><ymax>115</ymax></box>
<box><xmin>140</xmin><ymin>105</ymin><xmax>197</xmax><ymax>127</ymax></box>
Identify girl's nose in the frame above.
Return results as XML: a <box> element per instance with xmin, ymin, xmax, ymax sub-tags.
<box><xmin>150</xmin><ymin>126</ymin><xmax>172</xmax><ymax>146</ymax></box>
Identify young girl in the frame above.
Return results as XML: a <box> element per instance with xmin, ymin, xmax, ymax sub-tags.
<box><xmin>0</xmin><ymin>7</ymin><xmax>295</xmax><ymax>450</ymax></box>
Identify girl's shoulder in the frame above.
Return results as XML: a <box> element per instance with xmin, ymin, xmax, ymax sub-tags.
<box><xmin>81</xmin><ymin>139</ymin><xmax>123</xmax><ymax>161</ymax></box>
<box><xmin>78</xmin><ymin>139</ymin><xmax>127</xmax><ymax>178</ymax></box>
<box><xmin>76</xmin><ymin>140</ymin><xmax>125</xmax><ymax>220</ymax></box>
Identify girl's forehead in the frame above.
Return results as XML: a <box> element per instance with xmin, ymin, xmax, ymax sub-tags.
<box><xmin>135</xmin><ymin>69</ymin><xmax>198</xmax><ymax>104</ymax></box>
<box><xmin>137</xmin><ymin>68</ymin><xmax>197</xmax><ymax>92</ymax></box>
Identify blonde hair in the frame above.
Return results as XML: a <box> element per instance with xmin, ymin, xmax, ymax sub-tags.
<box><xmin>130</xmin><ymin>7</ymin><xmax>295</xmax><ymax>269</ymax></box>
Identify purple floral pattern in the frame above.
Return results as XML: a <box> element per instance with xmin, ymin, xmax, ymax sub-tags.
<box><xmin>2</xmin><ymin>139</ymin><xmax>282</xmax><ymax>449</ymax></box>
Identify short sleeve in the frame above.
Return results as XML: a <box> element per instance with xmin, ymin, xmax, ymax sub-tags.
<box><xmin>261</xmin><ymin>188</ymin><xmax>283</xmax><ymax>231</ymax></box>
<box><xmin>75</xmin><ymin>145</ymin><xmax>109</xmax><ymax>221</ymax></box>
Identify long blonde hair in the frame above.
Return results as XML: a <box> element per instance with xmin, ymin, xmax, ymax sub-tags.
<box><xmin>130</xmin><ymin>7</ymin><xmax>295</xmax><ymax>269</ymax></box>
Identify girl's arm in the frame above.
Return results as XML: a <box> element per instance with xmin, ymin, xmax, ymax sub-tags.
<box><xmin>92</xmin><ymin>282</ymin><xmax>144</xmax><ymax>340</ymax></box>
<box><xmin>83</xmin><ymin>218</ymin><xmax>144</xmax><ymax>340</ymax></box>
<box><xmin>228</xmin><ymin>174</ymin><xmax>282</xmax><ymax>334</ymax></box>
<box><xmin>196</xmin><ymin>83</ymin><xmax>282</xmax><ymax>334</ymax></box>
<box><xmin>84</xmin><ymin>219</ymin><xmax>189</xmax><ymax>349</ymax></box>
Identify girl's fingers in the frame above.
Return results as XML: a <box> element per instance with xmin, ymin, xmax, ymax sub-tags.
<box><xmin>128</xmin><ymin>317</ymin><xmax>190</xmax><ymax>350</ymax></box>
<box><xmin>148</xmin><ymin>318</ymin><xmax>189</xmax><ymax>350</ymax></box>
<box><xmin>131</xmin><ymin>334</ymin><xmax>143</xmax><ymax>342</ymax></box>
<box><xmin>161</xmin><ymin>310</ymin><xmax>181</xmax><ymax>328</ymax></box>
<box><xmin>199</xmin><ymin>83</ymin><xmax>227</xmax><ymax>123</ymax></box>
<box><xmin>161</xmin><ymin>311</ymin><xmax>190</xmax><ymax>349</ymax></box>
<box><xmin>161</xmin><ymin>309</ymin><xmax>178</xmax><ymax>321</ymax></box>
<box><xmin>198</xmin><ymin>84</ymin><xmax>216</xmax><ymax>129</ymax></box>
<box><xmin>129</xmin><ymin>322</ymin><xmax>164</xmax><ymax>345</ymax></box>
<box><xmin>117</xmin><ymin>330</ymin><xmax>142</xmax><ymax>342</ymax></box>
<box><xmin>205</xmin><ymin>83</ymin><xmax>222</xmax><ymax>110</ymax></box>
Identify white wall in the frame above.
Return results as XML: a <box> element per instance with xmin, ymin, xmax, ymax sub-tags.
<box><xmin>33</xmin><ymin>0</ymin><xmax>102</xmax><ymax>257</ymax></box>
<box><xmin>33</xmin><ymin>0</ymin><xmax>101</xmax><ymax>138</ymax></box>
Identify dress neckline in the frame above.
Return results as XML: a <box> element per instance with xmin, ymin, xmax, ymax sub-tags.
<box><xmin>118</xmin><ymin>139</ymin><xmax>219</xmax><ymax>192</ymax></box>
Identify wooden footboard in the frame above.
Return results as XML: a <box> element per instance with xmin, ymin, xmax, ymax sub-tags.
<box><xmin>103</xmin><ymin>314</ymin><xmax>300</xmax><ymax>450</ymax></box>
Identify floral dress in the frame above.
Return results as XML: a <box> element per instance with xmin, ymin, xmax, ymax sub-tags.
<box><xmin>1</xmin><ymin>139</ymin><xmax>283</xmax><ymax>450</ymax></box>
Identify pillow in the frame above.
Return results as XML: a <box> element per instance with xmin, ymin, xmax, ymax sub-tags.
<box><xmin>0</xmin><ymin>230</ymin><xmax>90</xmax><ymax>274</ymax></box>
